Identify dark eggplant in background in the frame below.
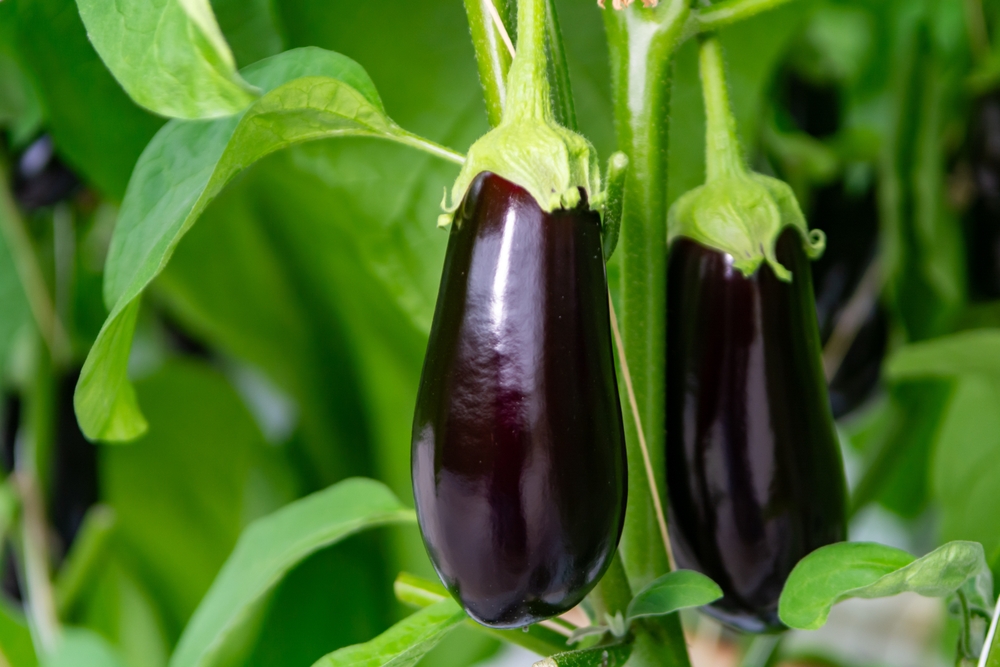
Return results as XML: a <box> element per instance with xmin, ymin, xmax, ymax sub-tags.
<box><xmin>12</xmin><ymin>135</ymin><xmax>80</xmax><ymax>211</ymax></box>
<box><xmin>666</xmin><ymin>227</ymin><xmax>848</xmax><ymax>633</ymax></box>
<box><xmin>964</xmin><ymin>90</ymin><xmax>1000</xmax><ymax>301</ymax></box>
<box><xmin>412</xmin><ymin>172</ymin><xmax>627</xmax><ymax>628</ymax></box>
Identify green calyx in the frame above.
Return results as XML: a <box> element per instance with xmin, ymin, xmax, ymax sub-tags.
<box><xmin>668</xmin><ymin>36</ymin><xmax>824</xmax><ymax>280</ymax></box>
<box><xmin>438</xmin><ymin>0</ymin><xmax>600</xmax><ymax>227</ymax></box>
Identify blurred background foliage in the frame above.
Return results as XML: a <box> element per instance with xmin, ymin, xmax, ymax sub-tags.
<box><xmin>2</xmin><ymin>0</ymin><xmax>1000</xmax><ymax>665</ymax></box>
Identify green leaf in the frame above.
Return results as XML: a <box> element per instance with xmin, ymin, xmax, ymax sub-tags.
<box><xmin>169</xmin><ymin>477</ymin><xmax>415</xmax><ymax>667</ymax></box>
<box><xmin>778</xmin><ymin>541</ymin><xmax>991</xmax><ymax>631</ymax></box>
<box><xmin>625</xmin><ymin>570</ymin><xmax>723</xmax><ymax>622</ymax></box>
<box><xmin>886</xmin><ymin>331</ymin><xmax>1000</xmax><ymax>381</ymax></box>
<box><xmin>309</xmin><ymin>600</ymin><xmax>465</xmax><ymax>667</ymax></box>
<box><xmin>13</xmin><ymin>0</ymin><xmax>164</xmax><ymax>198</ymax></box>
<box><xmin>533</xmin><ymin>644</ymin><xmax>631</xmax><ymax>667</ymax></box>
<box><xmin>43</xmin><ymin>629</ymin><xmax>128</xmax><ymax>667</ymax></box>
<box><xmin>0</xmin><ymin>208</ymin><xmax>31</xmax><ymax>379</ymax></box>
<box><xmin>0</xmin><ymin>599</ymin><xmax>37</xmax><ymax>667</ymax></box>
<box><xmin>74</xmin><ymin>46</ymin><xmax>462</xmax><ymax>442</ymax></box>
<box><xmin>75</xmin><ymin>0</ymin><xmax>259</xmax><ymax>119</ymax></box>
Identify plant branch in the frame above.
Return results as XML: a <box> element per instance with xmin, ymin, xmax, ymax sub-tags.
<box><xmin>464</xmin><ymin>0</ymin><xmax>515</xmax><ymax>127</ymax></box>
<box><xmin>0</xmin><ymin>162</ymin><xmax>71</xmax><ymax>366</ymax></box>
<box><xmin>389</xmin><ymin>128</ymin><xmax>467</xmax><ymax>165</ymax></box>
<box><xmin>977</xmin><ymin>594</ymin><xmax>1000</xmax><ymax>667</ymax></box>
<box><xmin>685</xmin><ymin>0</ymin><xmax>799</xmax><ymax>38</ymax></box>
<box><xmin>14</xmin><ymin>472</ymin><xmax>60</xmax><ymax>657</ymax></box>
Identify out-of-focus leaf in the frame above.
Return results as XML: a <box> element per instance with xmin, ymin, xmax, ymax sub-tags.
<box><xmin>169</xmin><ymin>477</ymin><xmax>415</xmax><ymax>667</ymax></box>
<box><xmin>74</xmin><ymin>46</ymin><xmax>462</xmax><ymax>443</ymax></box>
<box><xmin>779</xmin><ymin>541</ymin><xmax>991</xmax><ymax>630</ymax></box>
<box><xmin>931</xmin><ymin>375</ymin><xmax>1000</xmax><ymax>560</ymax></box>
<box><xmin>309</xmin><ymin>600</ymin><xmax>465</xmax><ymax>667</ymax></box>
<box><xmin>13</xmin><ymin>0</ymin><xmax>164</xmax><ymax>198</ymax></box>
<box><xmin>0</xmin><ymin>26</ymin><xmax>43</xmax><ymax>146</ymax></box>
<box><xmin>886</xmin><ymin>330</ymin><xmax>1000</xmax><ymax>380</ymax></box>
<box><xmin>102</xmin><ymin>360</ymin><xmax>298</xmax><ymax>637</ymax></box>
<box><xmin>43</xmin><ymin>628</ymin><xmax>128</xmax><ymax>667</ymax></box>
<box><xmin>0</xmin><ymin>203</ymin><xmax>31</xmax><ymax>379</ymax></box>
<box><xmin>76</xmin><ymin>0</ymin><xmax>259</xmax><ymax>119</ymax></box>
<box><xmin>625</xmin><ymin>570</ymin><xmax>723</xmax><ymax>622</ymax></box>
<box><xmin>533</xmin><ymin>645</ymin><xmax>631</xmax><ymax>667</ymax></box>
<box><xmin>0</xmin><ymin>599</ymin><xmax>38</xmax><ymax>667</ymax></box>
<box><xmin>210</xmin><ymin>0</ymin><xmax>285</xmax><ymax>68</ymax></box>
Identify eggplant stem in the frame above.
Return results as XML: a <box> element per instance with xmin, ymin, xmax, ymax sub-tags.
<box><xmin>977</xmin><ymin>594</ymin><xmax>1000</xmax><ymax>667</ymax></box>
<box><xmin>608</xmin><ymin>291</ymin><xmax>676</xmax><ymax>571</ymax></box>
<box><xmin>486</xmin><ymin>0</ymin><xmax>516</xmax><ymax>58</ymax></box>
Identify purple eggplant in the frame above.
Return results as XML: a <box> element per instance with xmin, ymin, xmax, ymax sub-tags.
<box><xmin>665</xmin><ymin>227</ymin><xmax>848</xmax><ymax>633</ymax></box>
<box><xmin>412</xmin><ymin>172</ymin><xmax>627</xmax><ymax>628</ymax></box>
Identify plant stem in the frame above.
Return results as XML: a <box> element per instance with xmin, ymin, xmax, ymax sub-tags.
<box><xmin>464</xmin><ymin>0</ymin><xmax>515</xmax><ymax>127</ymax></box>
<box><xmin>699</xmin><ymin>36</ymin><xmax>744</xmax><ymax>181</ymax></box>
<box><xmin>603</xmin><ymin>0</ymin><xmax>688</xmax><ymax>594</ymax></box>
<box><xmin>505</xmin><ymin>0</ymin><xmax>552</xmax><ymax>122</ymax></box>
<box><xmin>686</xmin><ymin>0</ymin><xmax>799</xmax><ymax>37</ymax></box>
<box><xmin>544</xmin><ymin>0</ymin><xmax>577</xmax><ymax>131</ymax></box>
<box><xmin>391</xmin><ymin>128</ymin><xmax>467</xmax><ymax>165</ymax></box>
<box><xmin>0</xmin><ymin>161</ymin><xmax>71</xmax><ymax>366</ymax></box>
<box><xmin>964</xmin><ymin>0</ymin><xmax>990</xmax><ymax>65</ymax></box>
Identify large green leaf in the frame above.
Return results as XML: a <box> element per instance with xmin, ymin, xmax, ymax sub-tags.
<box><xmin>76</xmin><ymin>0</ymin><xmax>258</xmax><ymax>119</ymax></box>
<box><xmin>533</xmin><ymin>645</ymin><xmax>631</xmax><ymax>667</ymax></box>
<box><xmin>778</xmin><ymin>541</ymin><xmax>991</xmax><ymax>631</ymax></box>
<box><xmin>102</xmin><ymin>360</ymin><xmax>298</xmax><ymax>637</ymax></box>
<box><xmin>74</xmin><ymin>46</ymin><xmax>462</xmax><ymax>443</ymax></box>
<box><xmin>13</xmin><ymin>0</ymin><xmax>164</xmax><ymax>199</ymax></box>
<box><xmin>169</xmin><ymin>477</ymin><xmax>415</xmax><ymax>667</ymax></box>
<box><xmin>309</xmin><ymin>600</ymin><xmax>464</xmax><ymax>667</ymax></box>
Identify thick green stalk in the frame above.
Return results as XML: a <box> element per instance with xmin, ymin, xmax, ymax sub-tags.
<box><xmin>464</xmin><ymin>0</ymin><xmax>514</xmax><ymax>127</ymax></box>
<box><xmin>603</xmin><ymin>0</ymin><xmax>689</xmax><ymax>593</ymax></box>
<box><xmin>604</xmin><ymin>3</ymin><xmax>692</xmax><ymax>665</ymax></box>
<box><xmin>506</xmin><ymin>0</ymin><xmax>552</xmax><ymax>121</ymax></box>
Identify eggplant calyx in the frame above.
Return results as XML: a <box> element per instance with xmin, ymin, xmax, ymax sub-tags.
<box><xmin>438</xmin><ymin>0</ymin><xmax>600</xmax><ymax>228</ymax></box>
<box><xmin>669</xmin><ymin>36</ymin><xmax>824</xmax><ymax>280</ymax></box>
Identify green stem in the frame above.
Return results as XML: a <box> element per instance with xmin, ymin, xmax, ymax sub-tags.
<box><xmin>0</xmin><ymin>161</ymin><xmax>70</xmax><ymax>366</ymax></box>
<box><xmin>464</xmin><ymin>0</ymin><xmax>514</xmax><ymax>127</ymax></box>
<box><xmin>544</xmin><ymin>0</ymin><xmax>577</xmax><ymax>131</ymax></box>
<box><xmin>604</xmin><ymin>2</ymin><xmax>692</xmax><ymax>665</ymax></box>
<box><xmin>699</xmin><ymin>36</ymin><xmax>745</xmax><ymax>182</ymax></box>
<box><xmin>55</xmin><ymin>505</ymin><xmax>116</xmax><ymax>617</ymax></box>
<box><xmin>687</xmin><ymin>0</ymin><xmax>800</xmax><ymax>37</ymax></box>
<box><xmin>603</xmin><ymin>0</ymin><xmax>688</xmax><ymax>593</ymax></box>
<box><xmin>591</xmin><ymin>552</ymin><xmax>633</xmax><ymax>622</ymax></box>
<box><xmin>505</xmin><ymin>0</ymin><xmax>551</xmax><ymax>122</ymax></box>
<box><xmin>964</xmin><ymin>0</ymin><xmax>990</xmax><ymax>64</ymax></box>
<box><xmin>390</xmin><ymin>128</ymin><xmax>467</xmax><ymax>165</ymax></box>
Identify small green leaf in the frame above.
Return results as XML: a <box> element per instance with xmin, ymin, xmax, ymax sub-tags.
<box><xmin>625</xmin><ymin>570</ymin><xmax>723</xmax><ymax>622</ymax></box>
<box><xmin>309</xmin><ymin>600</ymin><xmax>465</xmax><ymax>667</ymax></box>
<box><xmin>43</xmin><ymin>629</ymin><xmax>127</xmax><ymax>667</ymax></box>
<box><xmin>0</xmin><ymin>598</ymin><xmax>37</xmax><ymax>667</ymax></box>
<box><xmin>779</xmin><ymin>541</ymin><xmax>991</xmax><ymax>631</ymax></box>
<box><xmin>886</xmin><ymin>331</ymin><xmax>1000</xmax><ymax>381</ymax></box>
<box><xmin>74</xmin><ymin>46</ymin><xmax>462</xmax><ymax>442</ymax></box>
<box><xmin>75</xmin><ymin>0</ymin><xmax>259</xmax><ymax>118</ymax></box>
<box><xmin>168</xmin><ymin>477</ymin><xmax>415</xmax><ymax>667</ymax></box>
<box><xmin>533</xmin><ymin>644</ymin><xmax>631</xmax><ymax>667</ymax></box>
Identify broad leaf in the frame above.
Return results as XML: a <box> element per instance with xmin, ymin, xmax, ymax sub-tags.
<box><xmin>169</xmin><ymin>476</ymin><xmax>415</xmax><ymax>667</ymax></box>
<box><xmin>43</xmin><ymin>629</ymin><xmax>127</xmax><ymax>667</ymax></box>
<box><xmin>533</xmin><ymin>645</ymin><xmax>631</xmax><ymax>667</ymax></box>
<box><xmin>0</xmin><ymin>599</ymin><xmax>37</xmax><ymax>667</ymax></box>
<box><xmin>626</xmin><ymin>570</ymin><xmax>723</xmax><ymax>622</ymax></box>
<box><xmin>886</xmin><ymin>331</ymin><xmax>1000</xmax><ymax>380</ymax></box>
<box><xmin>779</xmin><ymin>541</ymin><xmax>992</xmax><ymax>630</ymax></box>
<box><xmin>74</xmin><ymin>46</ymin><xmax>462</xmax><ymax>442</ymax></box>
<box><xmin>76</xmin><ymin>0</ymin><xmax>259</xmax><ymax>119</ymax></box>
<box><xmin>309</xmin><ymin>600</ymin><xmax>465</xmax><ymax>667</ymax></box>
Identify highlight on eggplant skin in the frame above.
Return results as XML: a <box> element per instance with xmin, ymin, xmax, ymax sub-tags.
<box><xmin>665</xmin><ymin>227</ymin><xmax>848</xmax><ymax>634</ymax></box>
<box><xmin>412</xmin><ymin>172</ymin><xmax>628</xmax><ymax>629</ymax></box>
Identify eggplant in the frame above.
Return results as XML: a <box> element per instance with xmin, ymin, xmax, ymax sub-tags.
<box><xmin>666</xmin><ymin>226</ymin><xmax>848</xmax><ymax>633</ymax></box>
<box><xmin>12</xmin><ymin>135</ymin><xmax>80</xmax><ymax>210</ymax></box>
<box><xmin>965</xmin><ymin>90</ymin><xmax>1000</xmax><ymax>300</ymax></box>
<box><xmin>412</xmin><ymin>172</ymin><xmax>627</xmax><ymax>629</ymax></box>
<box><xmin>808</xmin><ymin>182</ymin><xmax>887</xmax><ymax>418</ymax></box>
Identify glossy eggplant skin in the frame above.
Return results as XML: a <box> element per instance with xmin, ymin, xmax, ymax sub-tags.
<box><xmin>666</xmin><ymin>228</ymin><xmax>847</xmax><ymax>633</ymax></box>
<box><xmin>412</xmin><ymin>172</ymin><xmax>627</xmax><ymax>629</ymax></box>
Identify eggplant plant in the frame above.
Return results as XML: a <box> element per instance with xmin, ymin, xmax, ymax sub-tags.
<box><xmin>0</xmin><ymin>0</ymin><xmax>999</xmax><ymax>665</ymax></box>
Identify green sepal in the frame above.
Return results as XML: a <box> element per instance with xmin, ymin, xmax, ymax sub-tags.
<box><xmin>667</xmin><ymin>171</ymin><xmax>825</xmax><ymax>281</ymax></box>
<box><xmin>437</xmin><ymin>0</ymin><xmax>600</xmax><ymax>227</ymax></box>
